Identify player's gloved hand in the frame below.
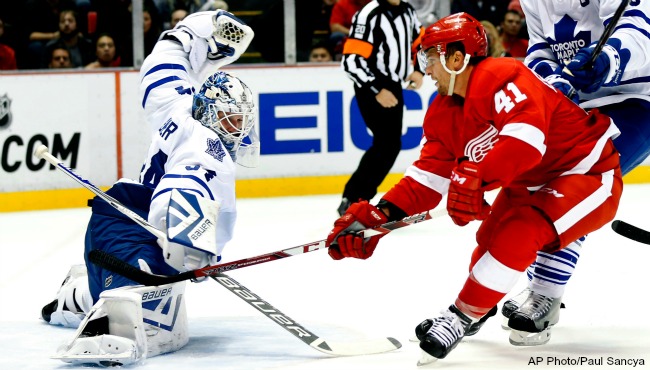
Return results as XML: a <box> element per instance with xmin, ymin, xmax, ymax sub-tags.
<box><xmin>447</xmin><ymin>161</ymin><xmax>491</xmax><ymax>226</ymax></box>
<box><xmin>545</xmin><ymin>74</ymin><xmax>579</xmax><ymax>104</ymax></box>
<box><xmin>560</xmin><ymin>40</ymin><xmax>629</xmax><ymax>94</ymax></box>
<box><xmin>326</xmin><ymin>201</ymin><xmax>388</xmax><ymax>260</ymax></box>
<box><xmin>161</xmin><ymin>10</ymin><xmax>253</xmax><ymax>74</ymax></box>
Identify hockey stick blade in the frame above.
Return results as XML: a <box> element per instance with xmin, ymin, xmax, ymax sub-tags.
<box><xmin>90</xmin><ymin>208</ymin><xmax>448</xmax><ymax>286</ymax></box>
<box><xmin>212</xmin><ymin>273</ymin><xmax>401</xmax><ymax>356</ymax></box>
<box><xmin>611</xmin><ymin>220</ymin><xmax>650</xmax><ymax>245</ymax></box>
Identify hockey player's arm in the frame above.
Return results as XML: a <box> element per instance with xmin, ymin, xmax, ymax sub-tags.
<box><xmin>161</xmin><ymin>10</ymin><xmax>253</xmax><ymax>75</ymax></box>
<box><xmin>341</xmin><ymin>14</ymin><xmax>381</xmax><ymax>94</ymax></box>
<box><xmin>381</xmin><ymin>139</ymin><xmax>452</xmax><ymax>217</ymax></box>
<box><xmin>521</xmin><ymin>0</ymin><xmax>560</xmax><ymax>78</ymax></box>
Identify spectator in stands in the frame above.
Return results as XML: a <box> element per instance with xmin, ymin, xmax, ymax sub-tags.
<box><xmin>93</xmin><ymin>0</ymin><xmax>160</xmax><ymax>67</ymax></box>
<box><xmin>499</xmin><ymin>9</ymin><xmax>528</xmax><ymax>58</ymax></box>
<box><xmin>481</xmin><ymin>20</ymin><xmax>509</xmax><ymax>58</ymax></box>
<box><xmin>48</xmin><ymin>46</ymin><xmax>72</xmax><ymax>68</ymax></box>
<box><xmin>309</xmin><ymin>41</ymin><xmax>334</xmax><ymax>62</ymax></box>
<box><xmin>45</xmin><ymin>9</ymin><xmax>94</xmax><ymax>68</ymax></box>
<box><xmin>24</xmin><ymin>0</ymin><xmax>76</xmax><ymax>69</ymax></box>
<box><xmin>451</xmin><ymin>0</ymin><xmax>509</xmax><ymax>28</ymax></box>
<box><xmin>143</xmin><ymin>7</ymin><xmax>163</xmax><ymax>57</ymax></box>
<box><xmin>85</xmin><ymin>33</ymin><xmax>119</xmax><ymax>68</ymax></box>
<box><xmin>170</xmin><ymin>8</ymin><xmax>189</xmax><ymax>29</ymax></box>
<box><xmin>0</xmin><ymin>17</ymin><xmax>17</xmax><ymax>70</ymax></box>
<box><xmin>507</xmin><ymin>0</ymin><xmax>528</xmax><ymax>40</ymax></box>
<box><xmin>329</xmin><ymin>0</ymin><xmax>371</xmax><ymax>59</ymax></box>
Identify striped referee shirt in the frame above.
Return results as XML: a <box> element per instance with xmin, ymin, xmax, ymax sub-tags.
<box><xmin>342</xmin><ymin>0</ymin><xmax>423</xmax><ymax>94</ymax></box>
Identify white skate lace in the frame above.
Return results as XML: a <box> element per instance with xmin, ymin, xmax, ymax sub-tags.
<box><xmin>527</xmin><ymin>293</ymin><xmax>554</xmax><ymax>319</ymax></box>
<box><xmin>426</xmin><ymin>310</ymin><xmax>464</xmax><ymax>347</ymax></box>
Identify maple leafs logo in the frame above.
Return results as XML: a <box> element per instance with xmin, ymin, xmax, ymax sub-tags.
<box><xmin>206</xmin><ymin>137</ymin><xmax>226</xmax><ymax>162</ymax></box>
<box><xmin>546</xmin><ymin>15</ymin><xmax>592</xmax><ymax>63</ymax></box>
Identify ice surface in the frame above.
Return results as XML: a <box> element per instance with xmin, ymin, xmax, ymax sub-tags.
<box><xmin>1</xmin><ymin>185</ymin><xmax>649</xmax><ymax>369</ymax></box>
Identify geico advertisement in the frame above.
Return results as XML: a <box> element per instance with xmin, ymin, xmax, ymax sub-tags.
<box><xmin>0</xmin><ymin>73</ymin><xmax>118</xmax><ymax>192</ymax></box>
<box><xmin>120</xmin><ymin>65</ymin><xmax>441</xmax><ymax>181</ymax></box>
<box><xmin>208</xmin><ymin>65</ymin><xmax>439</xmax><ymax>180</ymax></box>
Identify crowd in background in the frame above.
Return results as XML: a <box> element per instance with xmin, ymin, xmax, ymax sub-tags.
<box><xmin>0</xmin><ymin>0</ymin><xmax>528</xmax><ymax>71</ymax></box>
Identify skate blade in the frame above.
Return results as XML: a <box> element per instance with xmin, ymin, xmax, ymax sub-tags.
<box><xmin>417</xmin><ymin>351</ymin><xmax>438</xmax><ymax>366</ymax></box>
<box><xmin>508</xmin><ymin>328</ymin><xmax>551</xmax><ymax>346</ymax></box>
<box><xmin>501</xmin><ymin>315</ymin><xmax>511</xmax><ymax>330</ymax></box>
<box><xmin>409</xmin><ymin>335</ymin><xmax>419</xmax><ymax>343</ymax></box>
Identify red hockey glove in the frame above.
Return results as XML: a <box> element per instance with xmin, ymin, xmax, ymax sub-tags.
<box><xmin>447</xmin><ymin>162</ymin><xmax>491</xmax><ymax>226</ymax></box>
<box><xmin>326</xmin><ymin>201</ymin><xmax>388</xmax><ymax>260</ymax></box>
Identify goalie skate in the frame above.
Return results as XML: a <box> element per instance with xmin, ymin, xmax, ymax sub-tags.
<box><xmin>507</xmin><ymin>291</ymin><xmax>561</xmax><ymax>346</ymax></box>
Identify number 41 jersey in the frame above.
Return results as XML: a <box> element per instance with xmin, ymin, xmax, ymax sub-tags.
<box><xmin>463</xmin><ymin>57</ymin><xmax>621</xmax><ymax>189</ymax></box>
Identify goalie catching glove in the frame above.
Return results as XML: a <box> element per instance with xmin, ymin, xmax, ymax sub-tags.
<box><xmin>447</xmin><ymin>161</ymin><xmax>491</xmax><ymax>226</ymax></box>
<box><xmin>326</xmin><ymin>201</ymin><xmax>388</xmax><ymax>260</ymax></box>
<box><xmin>161</xmin><ymin>10</ymin><xmax>254</xmax><ymax>75</ymax></box>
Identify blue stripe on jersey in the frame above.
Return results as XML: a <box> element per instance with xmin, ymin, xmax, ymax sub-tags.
<box><xmin>615</xmin><ymin>24</ymin><xmax>650</xmax><ymax>42</ymax></box>
<box><xmin>527</xmin><ymin>42</ymin><xmax>549</xmax><ymax>54</ymax></box>
<box><xmin>142</xmin><ymin>63</ymin><xmax>187</xmax><ymax>79</ymax></box>
<box><xmin>152</xmin><ymin>187</ymin><xmax>207</xmax><ymax>203</ymax></box>
<box><xmin>142</xmin><ymin>76</ymin><xmax>183</xmax><ymax>108</ymax></box>
<box><xmin>606</xmin><ymin>10</ymin><xmax>650</xmax><ymax>28</ymax></box>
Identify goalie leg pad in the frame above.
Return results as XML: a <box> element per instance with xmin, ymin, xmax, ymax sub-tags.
<box><xmin>54</xmin><ymin>282</ymin><xmax>188</xmax><ymax>366</ymax></box>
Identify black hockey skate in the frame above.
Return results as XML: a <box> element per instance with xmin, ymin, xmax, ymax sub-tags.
<box><xmin>415</xmin><ymin>305</ymin><xmax>496</xmax><ymax>340</ymax></box>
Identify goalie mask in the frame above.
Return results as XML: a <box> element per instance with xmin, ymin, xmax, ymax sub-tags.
<box><xmin>192</xmin><ymin>71</ymin><xmax>259</xmax><ymax>167</ymax></box>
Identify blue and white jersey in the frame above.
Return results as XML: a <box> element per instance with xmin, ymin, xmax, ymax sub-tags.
<box><xmin>522</xmin><ymin>0</ymin><xmax>650</xmax><ymax>107</ymax></box>
<box><xmin>138</xmin><ymin>40</ymin><xmax>236</xmax><ymax>258</ymax></box>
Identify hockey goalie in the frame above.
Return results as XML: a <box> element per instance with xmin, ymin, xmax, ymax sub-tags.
<box><xmin>39</xmin><ymin>10</ymin><xmax>257</xmax><ymax>366</ymax></box>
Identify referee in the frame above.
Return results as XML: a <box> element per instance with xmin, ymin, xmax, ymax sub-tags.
<box><xmin>338</xmin><ymin>0</ymin><xmax>424</xmax><ymax>215</ymax></box>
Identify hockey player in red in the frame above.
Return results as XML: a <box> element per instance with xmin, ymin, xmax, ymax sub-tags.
<box><xmin>325</xmin><ymin>13</ymin><xmax>623</xmax><ymax>363</ymax></box>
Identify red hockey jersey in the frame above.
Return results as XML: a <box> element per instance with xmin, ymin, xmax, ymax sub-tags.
<box><xmin>383</xmin><ymin>57</ymin><xmax>620</xmax><ymax>216</ymax></box>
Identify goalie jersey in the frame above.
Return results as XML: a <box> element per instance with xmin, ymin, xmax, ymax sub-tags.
<box><xmin>137</xmin><ymin>40</ymin><xmax>237</xmax><ymax>259</ymax></box>
<box><xmin>521</xmin><ymin>0</ymin><xmax>650</xmax><ymax>106</ymax></box>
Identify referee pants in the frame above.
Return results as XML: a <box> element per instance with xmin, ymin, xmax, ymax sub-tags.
<box><xmin>343</xmin><ymin>80</ymin><xmax>404</xmax><ymax>202</ymax></box>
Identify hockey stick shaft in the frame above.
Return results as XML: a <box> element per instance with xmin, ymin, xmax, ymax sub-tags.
<box><xmin>34</xmin><ymin>145</ymin><xmax>166</xmax><ymax>240</ymax></box>
<box><xmin>89</xmin><ymin>207</ymin><xmax>448</xmax><ymax>285</ymax></box>
<box><xmin>589</xmin><ymin>0</ymin><xmax>630</xmax><ymax>66</ymax></box>
<box><xmin>211</xmin><ymin>273</ymin><xmax>401</xmax><ymax>356</ymax></box>
<box><xmin>611</xmin><ymin>220</ymin><xmax>650</xmax><ymax>245</ymax></box>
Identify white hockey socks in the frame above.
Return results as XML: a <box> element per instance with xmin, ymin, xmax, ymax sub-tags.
<box><xmin>526</xmin><ymin>237</ymin><xmax>584</xmax><ymax>299</ymax></box>
<box><xmin>54</xmin><ymin>281</ymin><xmax>189</xmax><ymax>367</ymax></box>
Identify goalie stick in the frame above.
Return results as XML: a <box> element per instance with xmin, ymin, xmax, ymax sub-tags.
<box><xmin>212</xmin><ymin>273</ymin><xmax>401</xmax><ymax>356</ymax></box>
<box><xmin>89</xmin><ymin>207</ymin><xmax>447</xmax><ymax>286</ymax></box>
<box><xmin>34</xmin><ymin>144</ymin><xmax>445</xmax><ymax>284</ymax></box>
<box><xmin>611</xmin><ymin>220</ymin><xmax>650</xmax><ymax>245</ymax></box>
<box><xmin>35</xmin><ymin>145</ymin><xmax>402</xmax><ymax>356</ymax></box>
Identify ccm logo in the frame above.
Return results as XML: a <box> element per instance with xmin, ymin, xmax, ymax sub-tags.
<box><xmin>451</xmin><ymin>172</ymin><xmax>467</xmax><ymax>185</ymax></box>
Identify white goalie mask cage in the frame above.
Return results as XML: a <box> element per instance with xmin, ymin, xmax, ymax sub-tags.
<box><xmin>193</xmin><ymin>71</ymin><xmax>260</xmax><ymax>167</ymax></box>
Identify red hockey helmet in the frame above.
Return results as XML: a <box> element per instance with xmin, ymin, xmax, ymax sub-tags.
<box><xmin>421</xmin><ymin>12</ymin><xmax>488</xmax><ymax>57</ymax></box>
